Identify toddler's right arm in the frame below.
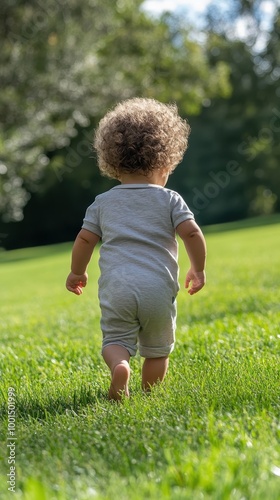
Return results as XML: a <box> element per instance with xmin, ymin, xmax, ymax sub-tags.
<box><xmin>176</xmin><ymin>219</ymin><xmax>206</xmax><ymax>295</ymax></box>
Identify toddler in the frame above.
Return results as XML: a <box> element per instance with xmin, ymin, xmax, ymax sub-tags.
<box><xmin>66</xmin><ymin>98</ymin><xmax>206</xmax><ymax>400</ymax></box>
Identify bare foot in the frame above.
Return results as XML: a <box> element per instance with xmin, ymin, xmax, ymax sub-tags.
<box><xmin>108</xmin><ymin>362</ymin><xmax>130</xmax><ymax>401</ymax></box>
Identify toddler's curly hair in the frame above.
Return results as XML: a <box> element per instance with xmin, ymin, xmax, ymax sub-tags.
<box><xmin>93</xmin><ymin>98</ymin><xmax>190</xmax><ymax>180</ymax></box>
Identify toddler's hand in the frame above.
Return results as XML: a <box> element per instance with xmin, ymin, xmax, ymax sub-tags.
<box><xmin>185</xmin><ymin>269</ymin><xmax>206</xmax><ymax>295</ymax></box>
<box><xmin>66</xmin><ymin>272</ymin><xmax>88</xmax><ymax>295</ymax></box>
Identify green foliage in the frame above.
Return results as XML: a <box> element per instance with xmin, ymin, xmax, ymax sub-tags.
<box><xmin>1</xmin><ymin>218</ymin><xmax>280</xmax><ymax>499</ymax></box>
<box><xmin>168</xmin><ymin>7</ymin><xmax>280</xmax><ymax>226</ymax></box>
<box><xmin>0</xmin><ymin>0</ymin><xmax>230</xmax><ymax>224</ymax></box>
<box><xmin>1</xmin><ymin>1</ymin><xmax>279</xmax><ymax>249</ymax></box>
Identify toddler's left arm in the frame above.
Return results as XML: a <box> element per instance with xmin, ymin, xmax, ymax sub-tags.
<box><xmin>66</xmin><ymin>229</ymin><xmax>100</xmax><ymax>295</ymax></box>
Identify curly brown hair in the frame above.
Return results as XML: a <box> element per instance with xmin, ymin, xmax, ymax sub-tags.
<box><xmin>93</xmin><ymin>98</ymin><xmax>190</xmax><ymax>180</ymax></box>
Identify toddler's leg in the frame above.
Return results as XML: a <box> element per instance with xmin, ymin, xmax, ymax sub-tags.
<box><xmin>102</xmin><ymin>345</ymin><xmax>130</xmax><ymax>401</ymax></box>
<box><xmin>142</xmin><ymin>356</ymin><xmax>169</xmax><ymax>391</ymax></box>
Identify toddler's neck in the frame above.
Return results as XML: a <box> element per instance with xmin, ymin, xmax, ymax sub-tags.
<box><xmin>120</xmin><ymin>170</ymin><xmax>169</xmax><ymax>187</ymax></box>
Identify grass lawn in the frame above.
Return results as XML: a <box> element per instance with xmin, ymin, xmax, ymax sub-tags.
<box><xmin>1</xmin><ymin>217</ymin><xmax>280</xmax><ymax>499</ymax></box>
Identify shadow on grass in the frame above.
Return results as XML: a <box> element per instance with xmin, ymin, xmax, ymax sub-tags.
<box><xmin>0</xmin><ymin>386</ymin><xmax>109</xmax><ymax>421</ymax></box>
<box><xmin>202</xmin><ymin>213</ymin><xmax>280</xmax><ymax>234</ymax></box>
<box><xmin>0</xmin><ymin>242</ymin><xmax>72</xmax><ymax>264</ymax></box>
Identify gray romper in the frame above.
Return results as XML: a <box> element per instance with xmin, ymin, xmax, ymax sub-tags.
<box><xmin>82</xmin><ymin>184</ymin><xmax>194</xmax><ymax>358</ymax></box>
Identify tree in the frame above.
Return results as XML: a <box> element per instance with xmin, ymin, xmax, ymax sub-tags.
<box><xmin>167</xmin><ymin>2</ymin><xmax>280</xmax><ymax>225</ymax></box>
<box><xmin>0</xmin><ymin>0</ymin><xmax>231</xmax><ymax>234</ymax></box>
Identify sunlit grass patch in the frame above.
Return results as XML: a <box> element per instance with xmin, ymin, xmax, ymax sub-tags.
<box><xmin>1</xmin><ymin>219</ymin><xmax>280</xmax><ymax>499</ymax></box>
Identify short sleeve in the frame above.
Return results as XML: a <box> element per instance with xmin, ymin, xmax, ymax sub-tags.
<box><xmin>82</xmin><ymin>199</ymin><xmax>102</xmax><ymax>237</ymax></box>
<box><xmin>170</xmin><ymin>192</ymin><xmax>194</xmax><ymax>228</ymax></box>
